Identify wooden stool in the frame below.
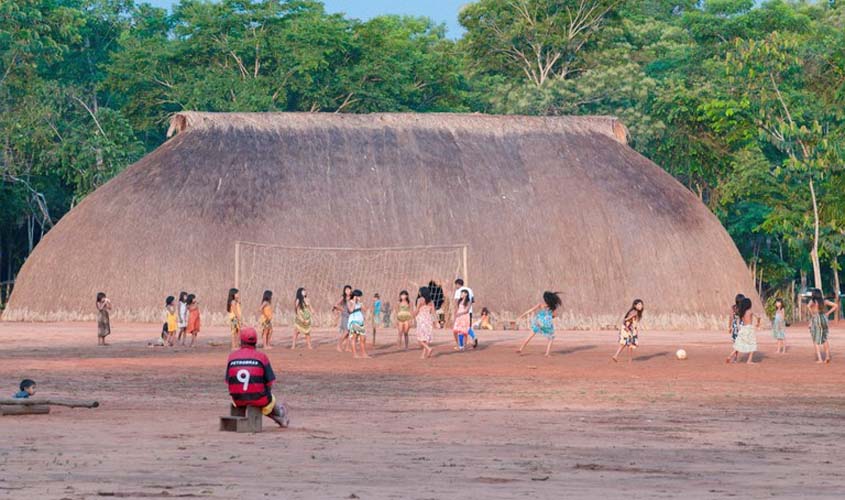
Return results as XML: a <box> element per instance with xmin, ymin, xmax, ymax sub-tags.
<box><xmin>220</xmin><ymin>405</ymin><xmax>263</xmax><ymax>433</ymax></box>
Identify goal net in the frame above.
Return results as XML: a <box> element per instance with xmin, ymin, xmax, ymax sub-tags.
<box><xmin>234</xmin><ymin>241</ymin><xmax>468</xmax><ymax>326</ymax></box>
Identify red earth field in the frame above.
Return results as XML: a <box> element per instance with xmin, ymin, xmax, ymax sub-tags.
<box><xmin>1</xmin><ymin>321</ymin><xmax>843</xmax><ymax>499</ymax></box>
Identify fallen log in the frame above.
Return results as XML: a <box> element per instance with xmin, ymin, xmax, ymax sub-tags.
<box><xmin>1</xmin><ymin>405</ymin><xmax>50</xmax><ymax>416</ymax></box>
<box><xmin>0</xmin><ymin>398</ymin><xmax>99</xmax><ymax>408</ymax></box>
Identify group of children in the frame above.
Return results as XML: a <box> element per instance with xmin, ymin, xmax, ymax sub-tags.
<box><xmin>726</xmin><ymin>288</ymin><xmax>838</xmax><ymax>364</ymax></box>
<box><xmin>162</xmin><ymin>292</ymin><xmax>201</xmax><ymax>347</ymax></box>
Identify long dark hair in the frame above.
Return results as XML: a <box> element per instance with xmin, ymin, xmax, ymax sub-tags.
<box><xmin>810</xmin><ymin>288</ymin><xmax>825</xmax><ymax>310</ymax></box>
<box><xmin>399</xmin><ymin>290</ymin><xmax>409</xmax><ymax>304</ymax></box>
<box><xmin>458</xmin><ymin>289</ymin><xmax>470</xmax><ymax>307</ymax></box>
<box><xmin>187</xmin><ymin>294</ymin><xmax>196</xmax><ymax>306</ymax></box>
<box><xmin>774</xmin><ymin>298</ymin><xmax>785</xmax><ymax>311</ymax></box>
<box><xmin>626</xmin><ymin>299</ymin><xmax>644</xmax><ymax>320</ymax></box>
<box><xmin>261</xmin><ymin>290</ymin><xmax>273</xmax><ymax>303</ymax></box>
<box><xmin>295</xmin><ymin>287</ymin><xmax>306</xmax><ymax>310</ymax></box>
<box><xmin>96</xmin><ymin>292</ymin><xmax>106</xmax><ymax>304</ymax></box>
<box><xmin>733</xmin><ymin>293</ymin><xmax>745</xmax><ymax>314</ymax></box>
<box><xmin>179</xmin><ymin>291</ymin><xmax>188</xmax><ymax>303</ymax></box>
<box><xmin>227</xmin><ymin>288</ymin><xmax>239</xmax><ymax>313</ymax></box>
<box><xmin>418</xmin><ymin>287</ymin><xmax>432</xmax><ymax>304</ymax></box>
<box><xmin>738</xmin><ymin>297</ymin><xmax>753</xmax><ymax>318</ymax></box>
<box><xmin>341</xmin><ymin>285</ymin><xmax>352</xmax><ymax>302</ymax></box>
<box><xmin>543</xmin><ymin>291</ymin><xmax>562</xmax><ymax>312</ymax></box>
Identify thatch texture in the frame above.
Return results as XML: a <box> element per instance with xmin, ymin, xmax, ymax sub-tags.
<box><xmin>5</xmin><ymin>112</ymin><xmax>757</xmax><ymax>328</ymax></box>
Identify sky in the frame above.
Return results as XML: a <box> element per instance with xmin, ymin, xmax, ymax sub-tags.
<box><xmin>146</xmin><ymin>0</ymin><xmax>469</xmax><ymax>38</ymax></box>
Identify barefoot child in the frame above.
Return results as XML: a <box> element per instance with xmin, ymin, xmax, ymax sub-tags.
<box><xmin>726</xmin><ymin>294</ymin><xmax>745</xmax><ymax>362</ymax></box>
<box><xmin>473</xmin><ymin>307</ymin><xmax>493</xmax><ymax>330</ymax></box>
<box><xmin>333</xmin><ymin>285</ymin><xmax>353</xmax><ymax>352</ymax></box>
<box><xmin>516</xmin><ymin>292</ymin><xmax>562</xmax><ymax>357</ymax></box>
<box><xmin>186</xmin><ymin>294</ymin><xmax>200</xmax><ymax>347</ymax></box>
<box><xmin>348</xmin><ymin>289</ymin><xmax>370</xmax><ymax>358</ymax></box>
<box><xmin>227</xmin><ymin>288</ymin><xmax>242</xmax><ymax>350</ymax></box>
<box><xmin>176</xmin><ymin>291</ymin><xmax>188</xmax><ymax>345</ymax></box>
<box><xmin>772</xmin><ymin>298</ymin><xmax>787</xmax><ymax>354</ymax></box>
<box><xmin>808</xmin><ymin>288</ymin><xmax>838</xmax><ymax>364</ymax></box>
<box><xmin>372</xmin><ymin>293</ymin><xmax>382</xmax><ymax>347</ymax></box>
<box><xmin>415</xmin><ymin>287</ymin><xmax>435</xmax><ymax>359</ymax></box>
<box><xmin>258</xmin><ymin>290</ymin><xmax>274</xmax><ymax>349</ymax></box>
<box><xmin>612</xmin><ymin>299</ymin><xmax>644</xmax><ymax>362</ymax></box>
<box><xmin>292</xmin><ymin>287</ymin><xmax>313</xmax><ymax>350</ymax></box>
<box><xmin>96</xmin><ymin>292</ymin><xmax>111</xmax><ymax>346</ymax></box>
<box><xmin>164</xmin><ymin>296</ymin><xmax>178</xmax><ymax>346</ymax></box>
<box><xmin>396</xmin><ymin>290</ymin><xmax>413</xmax><ymax>350</ymax></box>
<box><xmin>726</xmin><ymin>297</ymin><xmax>760</xmax><ymax>364</ymax></box>
<box><xmin>453</xmin><ymin>289</ymin><xmax>471</xmax><ymax>351</ymax></box>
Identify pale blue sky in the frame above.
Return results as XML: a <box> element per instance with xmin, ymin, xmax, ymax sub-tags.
<box><xmin>146</xmin><ymin>0</ymin><xmax>469</xmax><ymax>38</ymax></box>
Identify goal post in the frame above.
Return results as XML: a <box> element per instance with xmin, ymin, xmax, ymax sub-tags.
<box><xmin>233</xmin><ymin>241</ymin><xmax>468</xmax><ymax>323</ymax></box>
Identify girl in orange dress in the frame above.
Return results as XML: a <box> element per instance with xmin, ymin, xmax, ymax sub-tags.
<box><xmin>186</xmin><ymin>294</ymin><xmax>201</xmax><ymax>347</ymax></box>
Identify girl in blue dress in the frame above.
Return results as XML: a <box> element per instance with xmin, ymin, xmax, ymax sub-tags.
<box><xmin>516</xmin><ymin>292</ymin><xmax>562</xmax><ymax>357</ymax></box>
<box><xmin>347</xmin><ymin>289</ymin><xmax>370</xmax><ymax>359</ymax></box>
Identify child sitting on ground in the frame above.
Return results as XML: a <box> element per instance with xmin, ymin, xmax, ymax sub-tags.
<box><xmin>14</xmin><ymin>379</ymin><xmax>36</xmax><ymax>398</ymax></box>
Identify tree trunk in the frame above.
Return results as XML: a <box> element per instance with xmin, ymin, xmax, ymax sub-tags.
<box><xmin>809</xmin><ymin>178</ymin><xmax>822</xmax><ymax>292</ymax></box>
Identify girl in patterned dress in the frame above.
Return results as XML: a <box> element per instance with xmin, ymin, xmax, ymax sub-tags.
<box><xmin>612</xmin><ymin>299</ymin><xmax>644</xmax><ymax>362</ymax></box>
<box><xmin>258</xmin><ymin>290</ymin><xmax>274</xmax><ymax>349</ymax></box>
<box><xmin>96</xmin><ymin>292</ymin><xmax>112</xmax><ymax>346</ymax></box>
<box><xmin>516</xmin><ymin>292</ymin><xmax>562</xmax><ymax>357</ymax></box>
<box><xmin>808</xmin><ymin>288</ymin><xmax>838</xmax><ymax>364</ymax></box>
<box><xmin>292</xmin><ymin>287</ymin><xmax>314</xmax><ymax>350</ymax></box>
<box><xmin>347</xmin><ymin>289</ymin><xmax>370</xmax><ymax>359</ymax></box>
<box><xmin>415</xmin><ymin>287</ymin><xmax>435</xmax><ymax>359</ymax></box>
<box><xmin>772</xmin><ymin>298</ymin><xmax>787</xmax><ymax>354</ymax></box>
<box><xmin>453</xmin><ymin>289</ymin><xmax>472</xmax><ymax>351</ymax></box>
<box><xmin>726</xmin><ymin>297</ymin><xmax>760</xmax><ymax>364</ymax></box>
<box><xmin>227</xmin><ymin>288</ymin><xmax>242</xmax><ymax>350</ymax></box>
<box><xmin>396</xmin><ymin>290</ymin><xmax>413</xmax><ymax>350</ymax></box>
<box><xmin>333</xmin><ymin>285</ymin><xmax>353</xmax><ymax>352</ymax></box>
<box><xmin>726</xmin><ymin>294</ymin><xmax>745</xmax><ymax>363</ymax></box>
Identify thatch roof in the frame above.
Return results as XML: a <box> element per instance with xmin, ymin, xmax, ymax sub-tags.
<box><xmin>5</xmin><ymin>112</ymin><xmax>756</xmax><ymax>328</ymax></box>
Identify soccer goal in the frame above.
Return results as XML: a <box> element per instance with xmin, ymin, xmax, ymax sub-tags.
<box><xmin>234</xmin><ymin>241</ymin><xmax>468</xmax><ymax>319</ymax></box>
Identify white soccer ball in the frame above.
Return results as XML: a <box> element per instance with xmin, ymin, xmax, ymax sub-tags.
<box><xmin>676</xmin><ymin>349</ymin><xmax>687</xmax><ymax>360</ymax></box>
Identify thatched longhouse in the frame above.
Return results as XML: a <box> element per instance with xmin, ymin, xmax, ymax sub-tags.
<box><xmin>5</xmin><ymin>112</ymin><xmax>756</xmax><ymax>328</ymax></box>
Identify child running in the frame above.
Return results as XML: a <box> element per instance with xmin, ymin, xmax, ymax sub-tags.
<box><xmin>164</xmin><ymin>296</ymin><xmax>178</xmax><ymax>346</ymax></box>
<box><xmin>176</xmin><ymin>291</ymin><xmax>188</xmax><ymax>345</ymax></box>
<box><xmin>808</xmin><ymin>288</ymin><xmax>838</xmax><ymax>364</ymax></box>
<box><xmin>96</xmin><ymin>292</ymin><xmax>112</xmax><ymax>346</ymax></box>
<box><xmin>516</xmin><ymin>292</ymin><xmax>562</xmax><ymax>357</ymax></box>
<box><xmin>292</xmin><ymin>287</ymin><xmax>313</xmax><ymax>350</ymax></box>
<box><xmin>186</xmin><ymin>294</ymin><xmax>200</xmax><ymax>347</ymax></box>
<box><xmin>612</xmin><ymin>299</ymin><xmax>644</xmax><ymax>362</ymax></box>
<box><xmin>396</xmin><ymin>290</ymin><xmax>413</xmax><ymax>350</ymax></box>
<box><xmin>227</xmin><ymin>288</ymin><xmax>242</xmax><ymax>350</ymax></box>
<box><xmin>726</xmin><ymin>297</ymin><xmax>760</xmax><ymax>364</ymax></box>
<box><xmin>333</xmin><ymin>285</ymin><xmax>353</xmax><ymax>352</ymax></box>
<box><xmin>347</xmin><ymin>289</ymin><xmax>370</xmax><ymax>358</ymax></box>
<box><xmin>415</xmin><ymin>287</ymin><xmax>435</xmax><ymax>359</ymax></box>
<box><xmin>772</xmin><ymin>298</ymin><xmax>787</xmax><ymax>354</ymax></box>
<box><xmin>258</xmin><ymin>290</ymin><xmax>274</xmax><ymax>349</ymax></box>
<box><xmin>453</xmin><ymin>289</ymin><xmax>471</xmax><ymax>351</ymax></box>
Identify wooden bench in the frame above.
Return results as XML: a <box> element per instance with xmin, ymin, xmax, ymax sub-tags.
<box><xmin>220</xmin><ymin>405</ymin><xmax>263</xmax><ymax>433</ymax></box>
<box><xmin>0</xmin><ymin>398</ymin><xmax>98</xmax><ymax>416</ymax></box>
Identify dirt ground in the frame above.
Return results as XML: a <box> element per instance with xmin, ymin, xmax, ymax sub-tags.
<box><xmin>0</xmin><ymin>321</ymin><xmax>843</xmax><ymax>499</ymax></box>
